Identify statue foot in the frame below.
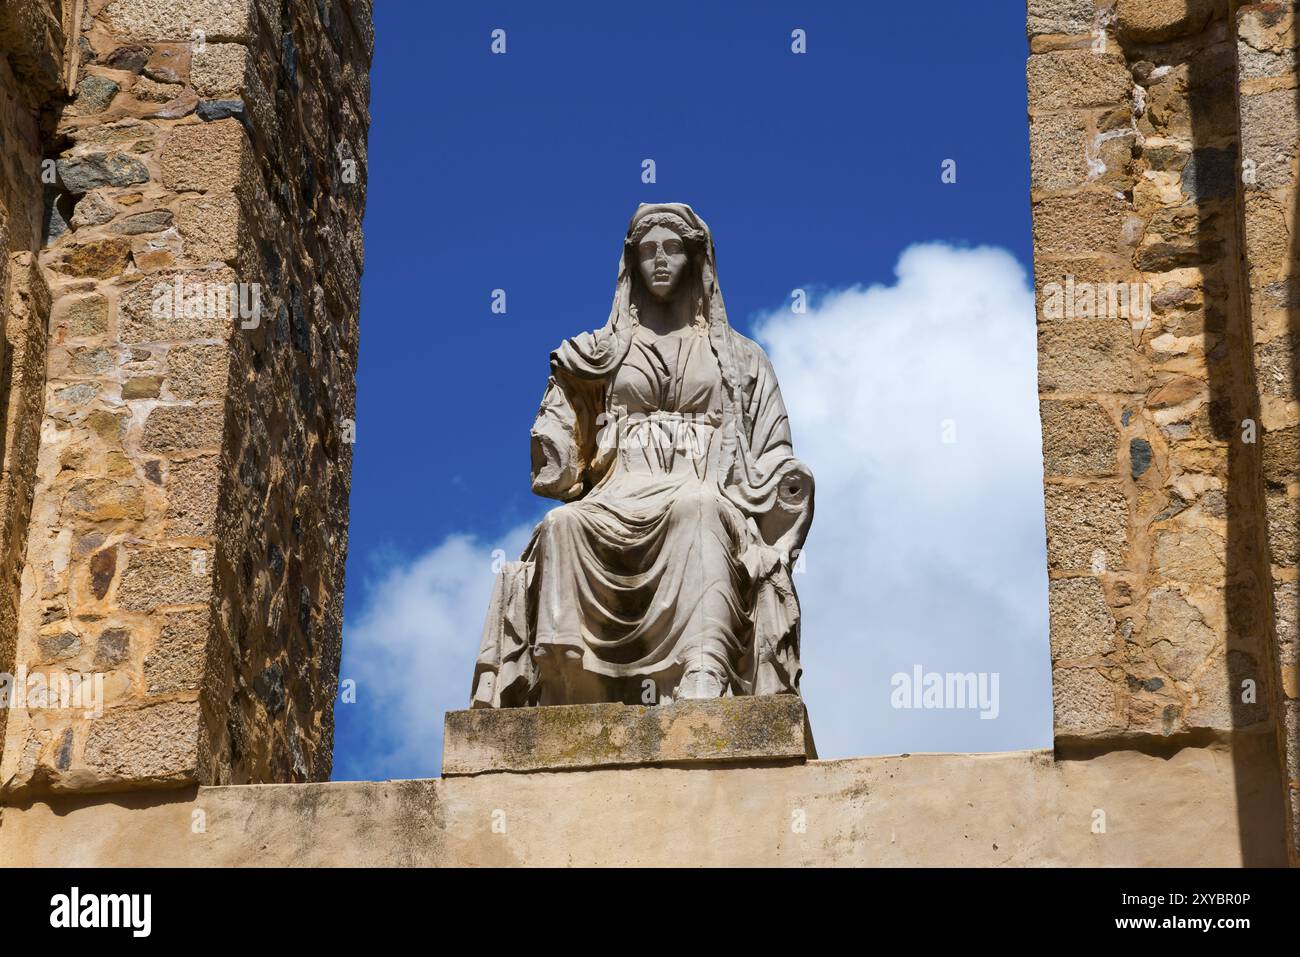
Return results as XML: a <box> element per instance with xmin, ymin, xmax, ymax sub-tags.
<box><xmin>675</xmin><ymin>667</ymin><xmax>726</xmax><ymax>700</ymax></box>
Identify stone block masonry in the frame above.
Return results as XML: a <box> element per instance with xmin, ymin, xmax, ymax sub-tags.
<box><xmin>0</xmin><ymin>0</ymin><xmax>372</xmax><ymax>796</ymax></box>
<box><xmin>1028</xmin><ymin>0</ymin><xmax>1298</xmax><ymax>862</ymax></box>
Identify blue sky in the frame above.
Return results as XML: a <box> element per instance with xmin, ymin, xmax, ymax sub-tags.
<box><xmin>331</xmin><ymin>1</ymin><xmax>1049</xmax><ymax>780</ymax></box>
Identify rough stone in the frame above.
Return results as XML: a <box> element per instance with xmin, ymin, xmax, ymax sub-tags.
<box><xmin>82</xmin><ymin>701</ymin><xmax>201</xmax><ymax>783</ymax></box>
<box><xmin>144</xmin><ymin>609</ymin><xmax>209</xmax><ymax>694</ymax></box>
<box><xmin>160</xmin><ymin>119</ymin><xmax>247</xmax><ymax>193</ymax></box>
<box><xmin>141</xmin><ymin>404</ymin><xmax>224</xmax><ymax>452</ymax></box>
<box><xmin>109</xmin><ymin>209</ymin><xmax>174</xmax><ymax>235</ymax></box>
<box><xmin>1040</xmin><ymin>400</ymin><xmax>1118</xmax><ymax>475</ymax></box>
<box><xmin>71</xmin><ymin>75</ymin><xmax>120</xmax><ymax>114</ymax></box>
<box><xmin>1048</xmin><ymin>576</ymin><xmax>1115</xmax><ymax>660</ymax></box>
<box><xmin>444</xmin><ymin>696</ymin><xmax>815</xmax><ymax>775</ymax></box>
<box><xmin>1031</xmin><ymin>191</ymin><xmax>1130</xmax><ymax>257</ymax></box>
<box><xmin>1115</xmin><ymin>0</ymin><xmax>1222</xmax><ymax>44</ymax></box>
<box><xmin>1029</xmin><ymin>112</ymin><xmax>1090</xmax><ymax>191</ymax></box>
<box><xmin>191</xmin><ymin>42</ymin><xmax>247</xmax><ymax>96</ymax></box>
<box><xmin>117</xmin><ymin>547</ymin><xmax>211</xmax><ymax>611</ymax></box>
<box><xmin>1038</xmin><ymin>319</ymin><xmax>1140</xmax><ymax>393</ymax></box>
<box><xmin>1053</xmin><ymin>667</ymin><xmax>1118</xmax><ymax>734</ymax></box>
<box><xmin>102</xmin><ymin>0</ymin><xmax>253</xmax><ymax>43</ymax></box>
<box><xmin>57</xmin><ymin>152</ymin><xmax>149</xmax><ymax>193</ymax></box>
<box><xmin>196</xmin><ymin>99</ymin><xmax>245</xmax><ymax>122</ymax></box>
<box><xmin>1027</xmin><ymin>0</ymin><xmax>1096</xmax><ymax>37</ymax></box>
<box><xmin>60</xmin><ymin>239</ymin><xmax>131</xmax><ymax>278</ymax></box>
<box><xmin>1027</xmin><ymin>51</ymin><xmax>1131</xmax><ymax>111</ymax></box>
<box><xmin>1043</xmin><ymin>482</ymin><xmax>1128</xmax><ymax>571</ymax></box>
<box><xmin>165</xmin><ymin>455</ymin><xmax>219</xmax><ymax>536</ymax></box>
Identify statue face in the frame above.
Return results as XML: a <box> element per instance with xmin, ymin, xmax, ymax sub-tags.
<box><xmin>636</xmin><ymin>224</ymin><xmax>689</xmax><ymax>300</ymax></box>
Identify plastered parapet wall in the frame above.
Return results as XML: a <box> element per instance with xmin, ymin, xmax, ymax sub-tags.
<box><xmin>0</xmin><ymin>745</ymin><xmax>1288</xmax><ymax>867</ymax></box>
<box><xmin>0</xmin><ymin>0</ymin><xmax>373</xmax><ymax>797</ymax></box>
<box><xmin>1028</xmin><ymin>0</ymin><xmax>1298</xmax><ymax>861</ymax></box>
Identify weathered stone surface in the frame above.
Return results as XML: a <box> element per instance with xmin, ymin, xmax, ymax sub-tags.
<box><xmin>51</xmin><ymin>294</ymin><xmax>109</xmax><ymax>338</ymax></box>
<box><xmin>70</xmin><ymin>191</ymin><xmax>115</xmax><ymax>229</ymax></box>
<box><xmin>109</xmin><ymin>209</ymin><xmax>173</xmax><ymax>235</ymax></box>
<box><xmin>117</xmin><ymin>547</ymin><xmax>210</xmax><ymax>611</ymax></box>
<box><xmin>1115</xmin><ymin>0</ymin><xmax>1222</xmax><ymax>44</ymax></box>
<box><xmin>1267</xmin><ymin>496</ymin><xmax>1298</xmax><ymax>567</ymax></box>
<box><xmin>1027</xmin><ymin>0</ymin><xmax>1096</xmax><ymax>37</ymax></box>
<box><xmin>191</xmin><ymin>42</ymin><xmax>247</xmax><ymax>96</ymax></box>
<box><xmin>1262</xmin><ymin>426</ymin><xmax>1299</xmax><ymax>488</ymax></box>
<box><xmin>1040</xmin><ymin>400</ymin><xmax>1118</xmax><ymax>475</ymax></box>
<box><xmin>196</xmin><ymin>98</ymin><xmax>245</xmax><ymax>122</ymax></box>
<box><xmin>1144</xmin><ymin>588</ymin><xmax>1218</xmax><ymax>682</ymax></box>
<box><xmin>1031</xmin><ymin>191</ymin><xmax>1130</xmax><ymax>257</ymax></box>
<box><xmin>71</xmin><ymin>74</ymin><xmax>119</xmax><ymax>114</ymax></box>
<box><xmin>1048</xmin><ymin>576</ymin><xmax>1115</xmax><ymax>660</ymax></box>
<box><xmin>57</xmin><ymin>152</ymin><xmax>149</xmax><ymax>193</ymax></box>
<box><xmin>82</xmin><ymin>701</ymin><xmax>200</xmax><ymax>783</ymax></box>
<box><xmin>1029</xmin><ymin>112</ymin><xmax>1090</xmax><ymax>191</ymax></box>
<box><xmin>1258</xmin><ymin>334</ymin><xmax>1296</xmax><ymax>398</ymax></box>
<box><xmin>176</xmin><ymin>193</ymin><xmax>240</xmax><ymax>262</ymax></box>
<box><xmin>144</xmin><ymin>609</ymin><xmax>209</xmax><ymax>694</ymax></box>
<box><xmin>1043</xmin><ymin>482</ymin><xmax>1129</xmax><ymax>571</ymax></box>
<box><xmin>1039</xmin><ymin>319</ymin><xmax>1139</xmax><ymax>395</ymax></box>
<box><xmin>141</xmin><ymin>404</ymin><xmax>224</xmax><ymax>451</ymax></box>
<box><xmin>0</xmin><ymin>0</ymin><xmax>371</xmax><ymax>801</ymax></box>
<box><xmin>1</xmin><ymin>743</ymin><xmax>1287</xmax><ymax>866</ymax></box>
<box><xmin>61</xmin><ymin>239</ymin><xmax>131</xmax><ymax>278</ymax></box>
<box><xmin>1152</xmin><ymin>527</ymin><xmax>1226</xmax><ymax>585</ymax></box>
<box><xmin>167</xmin><ymin>343</ymin><xmax>229</xmax><ymax>399</ymax></box>
<box><xmin>165</xmin><ymin>455</ymin><xmax>218</xmax><ymax>535</ymax></box>
<box><xmin>1027</xmin><ymin>51</ymin><xmax>1131</xmax><ymax>111</ymax></box>
<box><xmin>1240</xmin><ymin>89</ymin><xmax>1300</xmax><ymax>191</ymax></box>
<box><xmin>443</xmin><ymin>696</ymin><xmax>816</xmax><ymax>776</ymax></box>
<box><xmin>1053</xmin><ymin>666</ymin><xmax>1118</xmax><ymax>734</ymax></box>
<box><xmin>102</xmin><ymin>0</ymin><xmax>252</xmax><ymax>42</ymax></box>
<box><xmin>160</xmin><ymin>119</ymin><xmax>247</xmax><ymax>192</ymax></box>
<box><xmin>118</xmin><ymin>269</ymin><xmax>236</xmax><ymax>342</ymax></box>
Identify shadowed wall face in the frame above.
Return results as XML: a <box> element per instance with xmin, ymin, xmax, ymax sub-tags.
<box><xmin>0</xmin><ymin>0</ymin><xmax>68</xmax><ymax>793</ymax></box>
<box><xmin>1235</xmin><ymin>1</ymin><xmax>1300</xmax><ymax>861</ymax></box>
<box><xmin>1028</xmin><ymin>0</ymin><xmax>1295</xmax><ymax>861</ymax></box>
<box><xmin>0</xmin><ymin>0</ymin><xmax>372</xmax><ymax>797</ymax></box>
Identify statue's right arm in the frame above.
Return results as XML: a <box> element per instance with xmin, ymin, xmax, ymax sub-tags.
<box><xmin>530</xmin><ymin>375</ymin><xmax>585</xmax><ymax>501</ymax></box>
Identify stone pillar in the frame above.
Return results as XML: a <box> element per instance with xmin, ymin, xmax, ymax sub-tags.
<box><xmin>0</xmin><ymin>0</ymin><xmax>371</xmax><ymax>796</ymax></box>
<box><xmin>0</xmin><ymin>0</ymin><xmax>72</xmax><ymax>786</ymax></box>
<box><xmin>1235</xmin><ymin>1</ymin><xmax>1300</xmax><ymax>864</ymax></box>
<box><xmin>1027</xmin><ymin>0</ymin><xmax>1294</xmax><ymax>859</ymax></box>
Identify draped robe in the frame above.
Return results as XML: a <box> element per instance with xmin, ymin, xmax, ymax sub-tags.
<box><xmin>472</xmin><ymin>203</ymin><xmax>812</xmax><ymax>708</ymax></box>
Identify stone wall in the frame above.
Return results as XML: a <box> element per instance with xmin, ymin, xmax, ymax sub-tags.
<box><xmin>1028</xmin><ymin>0</ymin><xmax>1297</xmax><ymax>862</ymax></box>
<box><xmin>0</xmin><ymin>0</ymin><xmax>70</xmax><ymax>787</ymax></box>
<box><xmin>0</xmin><ymin>745</ymin><xmax>1286</xmax><ymax>866</ymax></box>
<box><xmin>1235</xmin><ymin>0</ymin><xmax>1300</xmax><ymax>863</ymax></box>
<box><xmin>0</xmin><ymin>0</ymin><xmax>371</xmax><ymax>796</ymax></box>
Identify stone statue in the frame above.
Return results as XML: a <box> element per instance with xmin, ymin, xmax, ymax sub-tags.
<box><xmin>472</xmin><ymin>203</ymin><xmax>814</xmax><ymax>708</ymax></box>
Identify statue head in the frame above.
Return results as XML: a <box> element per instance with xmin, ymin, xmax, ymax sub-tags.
<box><xmin>626</xmin><ymin>210</ymin><xmax>708</xmax><ymax>304</ymax></box>
<box><xmin>635</xmin><ymin>224</ymin><xmax>689</xmax><ymax>300</ymax></box>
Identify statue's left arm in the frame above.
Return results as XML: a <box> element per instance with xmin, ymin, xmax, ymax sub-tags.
<box><xmin>726</xmin><ymin>344</ymin><xmax>814</xmax><ymax>561</ymax></box>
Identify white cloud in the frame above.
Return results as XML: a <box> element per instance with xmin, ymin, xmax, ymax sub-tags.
<box><xmin>336</xmin><ymin>241</ymin><xmax>1052</xmax><ymax>780</ymax></box>
<box><xmin>335</xmin><ymin>524</ymin><xmax>535</xmax><ymax>780</ymax></box>
<box><xmin>753</xmin><ymin>242</ymin><xmax>1051</xmax><ymax>758</ymax></box>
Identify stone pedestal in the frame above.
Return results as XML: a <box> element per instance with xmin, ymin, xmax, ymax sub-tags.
<box><xmin>442</xmin><ymin>695</ymin><xmax>816</xmax><ymax>776</ymax></box>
